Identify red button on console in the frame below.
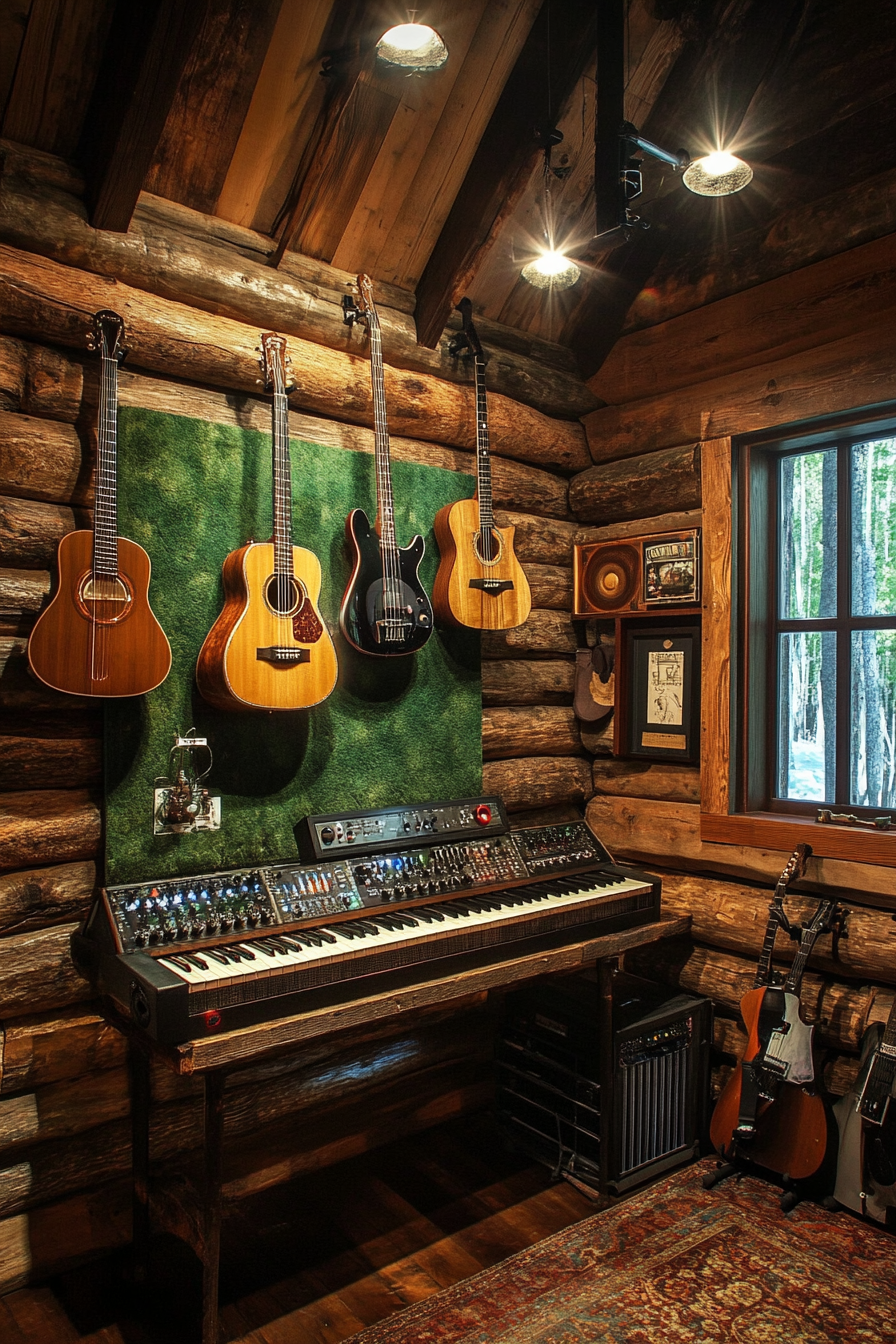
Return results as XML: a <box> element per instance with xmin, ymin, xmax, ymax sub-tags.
<box><xmin>474</xmin><ymin>804</ymin><xmax>492</xmax><ymax>826</ymax></box>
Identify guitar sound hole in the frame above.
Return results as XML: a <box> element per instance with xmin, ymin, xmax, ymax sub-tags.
<box><xmin>473</xmin><ymin>528</ymin><xmax>503</xmax><ymax>566</ymax></box>
<box><xmin>78</xmin><ymin>572</ymin><xmax>133</xmax><ymax>624</ymax></box>
<box><xmin>265</xmin><ymin>575</ymin><xmax>305</xmax><ymax>616</ymax></box>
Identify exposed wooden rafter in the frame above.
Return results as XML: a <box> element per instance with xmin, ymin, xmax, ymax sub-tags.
<box><xmin>76</xmin><ymin>0</ymin><xmax>211</xmax><ymax>232</ymax></box>
<box><xmin>571</xmin><ymin>0</ymin><xmax>812</xmax><ymax>379</ymax></box>
<box><xmin>413</xmin><ymin>0</ymin><xmax>599</xmax><ymax>350</ymax></box>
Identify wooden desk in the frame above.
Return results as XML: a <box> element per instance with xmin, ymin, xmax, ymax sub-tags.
<box><xmin>127</xmin><ymin>914</ymin><xmax>690</xmax><ymax>1343</ymax></box>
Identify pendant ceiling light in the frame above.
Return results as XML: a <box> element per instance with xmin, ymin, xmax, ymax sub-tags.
<box><xmin>376</xmin><ymin>12</ymin><xmax>448</xmax><ymax>72</ymax></box>
<box><xmin>521</xmin><ymin>250</ymin><xmax>580</xmax><ymax>290</ymax></box>
<box><xmin>682</xmin><ymin>151</ymin><xmax>753</xmax><ymax>197</ymax></box>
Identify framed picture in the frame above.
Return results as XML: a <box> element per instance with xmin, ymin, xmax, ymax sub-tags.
<box><xmin>642</xmin><ymin>532</ymin><xmax>700</xmax><ymax>606</ymax></box>
<box><xmin>621</xmin><ymin>621</ymin><xmax>700</xmax><ymax>763</ymax></box>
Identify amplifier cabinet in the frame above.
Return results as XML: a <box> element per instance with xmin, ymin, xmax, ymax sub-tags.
<box><xmin>496</xmin><ymin>971</ymin><xmax>711</xmax><ymax>1194</ymax></box>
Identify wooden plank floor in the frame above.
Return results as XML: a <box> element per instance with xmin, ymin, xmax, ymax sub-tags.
<box><xmin>0</xmin><ymin>1111</ymin><xmax>597</xmax><ymax>1344</ymax></box>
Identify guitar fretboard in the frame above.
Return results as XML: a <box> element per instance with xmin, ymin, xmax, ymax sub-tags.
<box><xmin>473</xmin><ymin>352</ymin><xmax>495</xmax><ymax>533</ymax></box>
<box><xmin>271</xmin><ymin>385</ymin><xmax>294</xmax><ymax>582</ymax></box>
<box><xmin>94</xmin><ymin>348</ymin><xmax>120</xmax><ymax>577</ymax></box>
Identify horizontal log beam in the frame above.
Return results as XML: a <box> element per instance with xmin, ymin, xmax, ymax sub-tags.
<box><xmin>0</xmin><ymin>638</ymin><xmax>95</xmax><ymax>715</ymax></box>
<box><xmin>482</xmin><ymin>756</ymin><xmax>593</xmax><ymax>812</ymax></box>
<box><xmin>0</xmin><ymin>335</ymin><xmax>84</xmax><ymax>424</ymax></box>
<box><xmin>0</xmin><ymin>738</ymin><xmax>101</xmax><ymax>794</ymax></box>
<box><xmin>0</xmin><ymin>923</ymin><xmax>90</xmax><ymax>1017</ymax></box>
<box><xmin>0</xmin><ymin>1007</ymin><xmax>123</xmax><ymax>1095</ymax></box>
<box><xmin>591</xmin><ymin>760</ymin><xmax>700</xmax><ymax>805</ymax></box>
<box><xmin>483</xmin><ymin>708</ymin><xmax>581</xmax><ymax>760</ymax></box>
<box><xmin>494</xmin><ymin>512</ymin><xmax>578</xmax><ymax>566</ymax></box>
<box><xmin>569</xmin><ymin>445</ymin><xmax>702</xmax><ymax>525</ymax></box>
<box><xmin>481</xmin><ymin>659</ymin><xmax>574</xmax><ymax>706</ymax></box>
<box><xmin>659</xmin><ymin>869</ymin><xmax>896</xmax><ymax>987</ymax></box>
<box><xmin>0</xmin><ymin>791</ymin><xmax>101</xmax><ymax>875</ymax></box>
<box><xmin>584</xmin><ymin>794</ymin><xmax>896</xmax><ymax>900</ymax></box>
<box><xmin>0</xmin><ymin>860</ymin><xmax>95</xmax><ymax>937</ymax></box>
<box><xmin>582</xmin><ymin>321</ymin><xmax>896</xmax><ymax>466</ymax></box>
<box><xmin>482</xmin><ymin>610</ymin><xmax>576</xmax><ymax>661</ymax></box>
<box><xmin>0</xmin><ymin>1181</ymin><xmax>132</xmax><ymax>1296</ymax></box>
<box><xmin>592</xmin><ymin>232</ymin><xmax>896</xmax><ymax>406</ymax></box>
<box><xmin>0</xmin><ymin>167</ymin><xmax>597</xmax><ymax>420</ymax></box>
<box><xmin>623</xmin><ymin>938</ymin><xmax>894</xmax><ymax>1054</ymax></box>
<box><xmin>574</xmin><ymin>508</ymin><xmax>703</xmax><ymax>546</ymax></box>
<box><xmin>524</xmin><ymin>564</ymin><xmax>572</xmax><ymax>611</ymax></box>
<box><xmin>0</xmin><ymin>495</ymin><xmax>85</xmax><ymax>569</ymax></box>
<box><xmin>0</xmin><ymin>356</ymin><xmax>572</xmax><ymax>521</ymax></box>
<box><xmin>0</xmin><ymin>411</ymin><xmax>89</xmax><ymax>505</ymax></box>
<box><xmin>0</xmin><ymin>244</ymin><xmax>589</xmax><ymax>474</ymax></box>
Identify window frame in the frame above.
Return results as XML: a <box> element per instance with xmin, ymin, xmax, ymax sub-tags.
<box><xmin>700</xmin><ymin>405</ymin><xmax>896</xmax><ymax>867</ymax></box>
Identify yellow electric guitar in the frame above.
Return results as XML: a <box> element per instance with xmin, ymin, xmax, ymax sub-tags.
<box><xmin>196</xmin><ymin>332</ymin><xmax>338</xmax><ymax>710</ymax></box>
<box><xmin>432</xmin><ymin>298</ymin><xmax>531</xmax><ymax>630</ymax></box>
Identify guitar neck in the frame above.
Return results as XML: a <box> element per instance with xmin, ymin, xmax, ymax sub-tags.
<box><xmin>784</xmin><ymin>901</ymin><xmax>837</xmax><ymax>993</ymax></box>
<box><xmin>753</xmin><ymin>894</ymin><xmax>784</xmax><ymax>988</ymax></box>
<box><xmin>368</xmin><ymin>319</ymin><xmax>397</xmax><ymax>550</ymax></box>
<box><xmin>271</xmin><ymin>386</ymin><xmax>294</xmax><ymax>578</ymax></box>
<box><xmin>472</xmin><ymin>353</ymin><xmax>494</xmax><ymax>531</ymax></box>
<box><xmin>94</xmin><ymin>348</ymin><xmax>120</xmax><ymax>577</ymax></box>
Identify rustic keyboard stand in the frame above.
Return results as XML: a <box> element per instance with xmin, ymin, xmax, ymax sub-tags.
<box><xmin>125</xmin><ymin>915</ymin><xmax>689</xmax><ymax>1344</ymax></box>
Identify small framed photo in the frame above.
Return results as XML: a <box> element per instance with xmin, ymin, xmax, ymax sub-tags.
<box><xmin>642</xmin><ymin>533</ymin><xmax>700</xmax><ymax>606</ymax></box>
<box><xmin>622</xmin><ymin>622</ymin><xmax>700</xmax><ymax>763</ymax></box>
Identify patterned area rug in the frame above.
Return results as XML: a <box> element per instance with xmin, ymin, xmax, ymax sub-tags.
<box><xmin>347</xmin><ymin>1158</ymin><xmax>896</xmax><ymax>1343</ymax></box>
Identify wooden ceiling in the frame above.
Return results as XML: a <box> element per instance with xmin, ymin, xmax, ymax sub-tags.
<box><xmin>2</xmin><ymin>0</ymin><xmax>895</xmax><ymax>380</ymax></box>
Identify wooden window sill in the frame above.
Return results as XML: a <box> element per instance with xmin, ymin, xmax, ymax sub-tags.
<box><xmin>700</xmin><ymin>811</ymin><xmax>896</xmax><ymax>866</ymax></box>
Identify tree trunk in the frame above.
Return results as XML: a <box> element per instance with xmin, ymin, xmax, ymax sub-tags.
<box><xmin>569</xmin><ymin>445</ymin><xmax>702</xmax><ymax>524</ymax></box>
<box><xmin>0</xmin><ymin>791</ymin><xmax>102</xmax><ymax>874</ymax></box>
<box><xmin>481</xmin><ymin>609</ymin><xmax>577</xmax><ymax>660</ymax></box>
<box><xmin>0</xmin><ymin>859</ymin><xmax>96</xmax><ymax>935</ymax></box>
<box><xmin>591</xmin><ymin>760</ymin><xmax>700</xmax><ymax>804</ymax></box>
<box><xmin>483</xmin><ymin>707</ymin><xmax>581</xmax><ymax>759</ymax></box>
<box><xmin>481</xmin><ymin>659</ymin><xmax>574</xmax><ymax>705</ymax></box>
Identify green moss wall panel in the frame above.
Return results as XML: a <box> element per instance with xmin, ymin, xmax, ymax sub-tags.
<box><xmin>104</xmin><ymin>408</ymin><xmax>481</xmax><ymax>885</ymax></box>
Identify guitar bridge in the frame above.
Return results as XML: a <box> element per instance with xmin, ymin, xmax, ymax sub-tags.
<box><xmin>468</xmin><ymin>578</ymin><xmax>514</xmax><ymax>595</ymax></box>
<box><xmin>256</xmin><ymin>647</ymin><xmax>310</xmax><ymax>665</ymax></box>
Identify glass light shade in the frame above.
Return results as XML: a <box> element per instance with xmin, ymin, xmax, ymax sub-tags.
<box><xmin>376</xmin><ymin>22</ymin><xmax>448</xmax><ymax>71</ymax></box>
<box><xmin>520</xmin><ymin>251</ymin><xmax>580</xmax><ymax>290</ymax></box>
<box><xmin>682</xmin><ymin>151</ymin><xmax>753</xmax><ymax>196</ymax></box>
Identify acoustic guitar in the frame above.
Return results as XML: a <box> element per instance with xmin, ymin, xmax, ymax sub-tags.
<box><xmin>27</xmin><ymin>310</ymin><xmax>172</xmax><ymax>698</ymax></box>
<box><xmin>711</xmin><ymin>846</ymin><xmax>837</xmax><ymax>1179</ymax></box>
<box><xmin>432</xmin><ymin>299</ymin><xmax>531</xmax><ymax>630</ymax></box>
<box><xmin>195</xmin><ymin>332</ymin><xmax>338</xmax><ymax>711</ymax></box>
<box><xmin>833</xmin><ymin>995</ymin><xmax>896</xmax><ymax>1221</ymax></box>
<box><xmin>339</xmin><ymin>274</ymin><xmax>434</xmax><ymax>656</ymax></box>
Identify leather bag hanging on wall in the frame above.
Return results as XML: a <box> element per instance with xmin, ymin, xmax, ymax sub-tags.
<box><xmin>574</xmin><ymin>625</ymin><xmax>615</xmax><ymax>722</ymax></box>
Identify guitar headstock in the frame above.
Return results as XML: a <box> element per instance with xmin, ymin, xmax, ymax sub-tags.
<box><xmin>259</xmin><ymin>332</ymin><xmax>294</xmax><ymax>394</ymax></box>
<box><xmin>348</xmin><ymin>272</ymin><xmax>379</xmax><ymax>334</ymax></box>
<box><xmin>89</xmin><ymin>310</ymin><xmax>127</xmax><ymax>364</ymax></box>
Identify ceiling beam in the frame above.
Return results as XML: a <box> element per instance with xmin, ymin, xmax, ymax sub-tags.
<box><xmin>413</xmin><ymin>0</ymin><xmax>599</xmax><ymax>351</ymax></box>
<box><xmin>571</xmin><ymin>0</ymin><xmax>812</xmax><ymax>380</ymax></box>
<box><xmin>77</xmin><ymin>0</ymin><xmax>210</xmax><ymax>233</ymax></box>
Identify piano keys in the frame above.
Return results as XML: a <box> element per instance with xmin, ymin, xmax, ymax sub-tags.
<box><xmin>72</xmin><ymin>797</ymin><xmax>661</xmax><ymax>1045</ymax></box>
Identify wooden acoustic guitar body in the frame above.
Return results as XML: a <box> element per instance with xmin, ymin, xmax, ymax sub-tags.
<box><xmin>710</xmin><ymin>985</ymin><xmax>783</xmax><ymax>1156</ymax></box>
<box><xmin>339</xmin><ymin>509</ymin><xmax>433</xmax><ymax>656</ymax></box>
<box><xmin>28</xmin><ymin>529</ymin><xmax>172</xmax><ymax>697</ymax></box>
<box><xmin>432</xmin><ymin>498</ymin><xmax>531</xmax><ymax>631</ymax></box>
<box><xmin>196</xmin><ymin>542</ymin><xmax>338</xmax><ymax>711</ymax></box>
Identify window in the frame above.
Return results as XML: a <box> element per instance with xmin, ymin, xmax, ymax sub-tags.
<box><xmin>774</xmin><ymin>436</ymin><xmax>896</xmax><ymax>811</ymax></box>
<box><xmin>730</xmin><ymin>413</ymin><xmax>896</xmax><ymax>826</ymax></box>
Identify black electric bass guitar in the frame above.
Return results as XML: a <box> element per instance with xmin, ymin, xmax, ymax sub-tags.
<box><xmin>339</xmin><ymin>274</ymin><xmax>433</xmax><ymax>656</ymax></box>
<box><xmin>833</xmin><ymin>994</ymin><xmax>896</xmax><ymax>1220</ymax></box>
<box><xmin>432</xmin><ymin>298</ymin><xmax>531</xmax><ymax>630</ymax></box>
<box><xmin>27</xmin><ymin>310</ymin><xmax>172</xmax><ymax>697</ymax></box>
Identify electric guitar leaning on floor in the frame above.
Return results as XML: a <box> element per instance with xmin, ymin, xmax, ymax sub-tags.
<box><xmin>432</xmin><ymin>298</ymin><xmax>531</xmax><ymax>631</ymax></box>
<box><xmin>196</xmin><ymin>332</ymin><xmax>338</xmax><ymax>710</ymax></box>
<box><xmin>27</xmin><ymin>310</ymin><xmax>172</xmax><ymax>698</ymax></box>
<box><xmin>833</xmin><ymin>994</ymin><xmax>896</xmax><ymax>1221</ymax></box>
<box><xmin>711</xmin><ymin>845</ymin><xmax>838</xmax><ymax>1179</ymax></box>
<box><xmin>339</xmin><ymin>274</ymin><xmax>434</xmax><ymax>656</ymax></box>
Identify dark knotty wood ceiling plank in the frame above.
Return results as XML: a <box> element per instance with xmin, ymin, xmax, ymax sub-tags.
<box><xmin>414</xmin><ymin>0</ymin><xmax>597</xmax><ymax>350</ymax></box>
<box><xmin>330</xmin><ymin>2</ymin><xmax>490</xmax><ymax>280</ymax></box>
<box><xmin>215</xmin><ymin>0</ymin><xmax>334</xmax><ymax>233</ymax></box>
<box><xmin>0</xmin><ymin>0</ymin><xmax>32</xmax><ymax>118</ymax></box>
<box><xmin>144</xmin><ymin>0</ymin><xmax>284</xmax><ymax>217</ymax></box>
<box><xmin>1</xmin><ymin>0</ymin><xmax>115</xmax><ymax>156</ymax></box>
<box><xmin>569</xmin><ymin>0</ymin><xmax>811</xmax><ymax>379</ymax></box>
<box><xmin>77</xmin><ymin>0</ymin><xmax>210</xmax><ymax>232</ymax></box>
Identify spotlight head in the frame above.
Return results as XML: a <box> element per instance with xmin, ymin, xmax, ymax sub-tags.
<box><xmin>682</xmin><ymin>152</ymin><xmax>753</xmax><ymax>196</ymax></box>
<box><xmin>521</xmin><ymin>251</ymin><xmax>580</xmax><ymax>290</ymax></box>
<box><xmin>376</xmin><ymin>21</ymin><xmax>448</xmax><ymax>72</ymax></box>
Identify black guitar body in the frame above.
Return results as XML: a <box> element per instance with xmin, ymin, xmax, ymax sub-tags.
<box><xmin>340</xmin><ymin>509</ymin><xmax>433</xmax><ymax>656</ymax></box>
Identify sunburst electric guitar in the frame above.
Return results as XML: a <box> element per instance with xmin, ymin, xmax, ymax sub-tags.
<box><xmin>339</xmin><ymin>274</ymin><xmax>434</xmax><ymax>656</ymax></box>
<box><xmin>27</xmin><ymin>310</ymin><xmax>172</xmax><ymax>697</ymax></box>
<box><xmin>196</xmin><ymin>332</ymin><xmax>338</xmax><ymax>710</ymax></box>
<box><xmin>433</xmin><ymin>299</ymin><xmax>531</xmax><ymax>630</ymax></box>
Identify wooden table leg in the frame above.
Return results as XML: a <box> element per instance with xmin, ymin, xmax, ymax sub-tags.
<box><xmin>128</xmin><ymin>1038</ymin><xmax>152</xmax><ymax>1286</ymax></box>
<box><xmin>201</xmin><ymin>1070</ymin><xmax>225</xmax><ymax>1344</ymax></box>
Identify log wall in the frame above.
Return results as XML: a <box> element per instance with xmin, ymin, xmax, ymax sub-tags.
<box><xmin>0</xmin><ymin>143</ymin><xmax>598</xmax><ymax>1290</ymax></box>
<box><xmin>566</xmin><ymin>232</ymin><xmax>896</xmax><ymax>1102</ymax></box>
